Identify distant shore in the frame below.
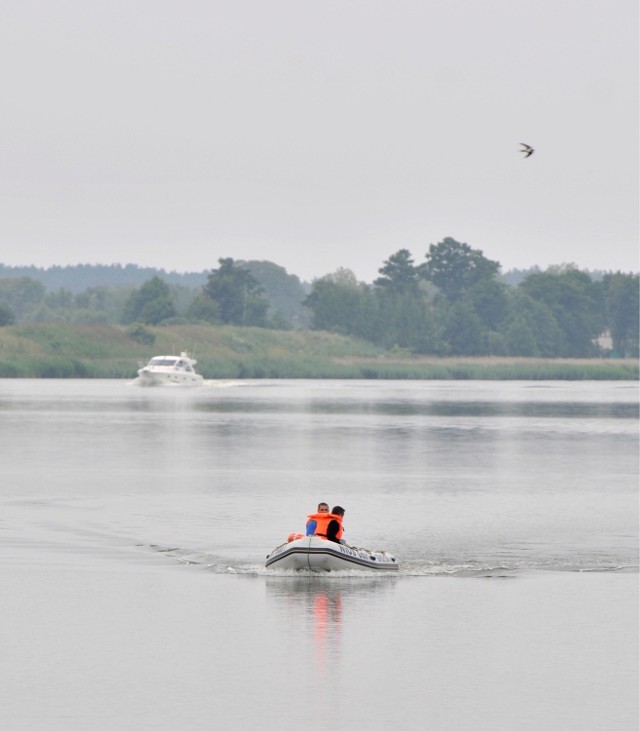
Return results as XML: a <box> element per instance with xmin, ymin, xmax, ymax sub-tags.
<box><xmin>0</xmin><ymin>323</ymin><xmax>637</xmax><ymax>380</ymax></box>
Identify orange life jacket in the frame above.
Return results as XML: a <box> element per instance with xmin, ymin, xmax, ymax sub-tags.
<box><xmin>306</xmin><ymin>512</ymin><xmax>327</xmax><ymax>536</ymax></box>
<box><xmin>308</xmin><ymin>512</ymin><xmax>344</xmax><ymax>540</ymax></box>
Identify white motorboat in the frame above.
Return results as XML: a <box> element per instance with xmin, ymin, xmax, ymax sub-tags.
<box><xmin>265</xmin><ymin>535</ymin><xmax>399</xmax><ymax>572</ymax></box>
<box><xmin>135</xmin><ymin>352</ymin><xmax>204</xmax><ymax>386</ymax></box>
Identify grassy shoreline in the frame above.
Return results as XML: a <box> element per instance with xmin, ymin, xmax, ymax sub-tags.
<box><xmin>0</xmin><ymin>323</ymin><xmax>637</xmax><ymax>380</ymax></box>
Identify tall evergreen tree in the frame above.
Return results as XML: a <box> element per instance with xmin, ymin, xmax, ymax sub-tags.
<box><xmin>201</xmin><ymin>258</ymin><xmax>269</xmax><ymax>327</ymax></box>
<box><xmin>372</xmin><ymin>250</ymin><xmax>433</xmax><ymax>351</ymax></box>
<box><xmin>374</xmin><ymin>249</ymin><xmax>421</xmax><ymax>292</ymax></box>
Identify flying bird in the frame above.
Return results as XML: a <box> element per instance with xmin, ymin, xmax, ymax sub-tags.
<box><xmin>520</xmin><ymin>143</ymin><xmax>534</xmax><ymax>158</ymax></box>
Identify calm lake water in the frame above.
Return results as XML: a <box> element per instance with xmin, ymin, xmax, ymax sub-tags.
<box><xmin>1</xmin><ymin>378</ymin><xmax>638</xmax><ymax>730</ymax></box>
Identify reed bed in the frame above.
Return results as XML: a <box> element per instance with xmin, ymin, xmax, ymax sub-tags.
<box><xmin>0</xmin><ymin>323</ymin><xmax>637</xmax><ymax>380</ymax></box>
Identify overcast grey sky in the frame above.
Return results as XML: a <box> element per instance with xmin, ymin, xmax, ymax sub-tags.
<box><xmin>1</xmin><ymin>0</ymin><xmax>637</xmax><ymax>282</ymax></box>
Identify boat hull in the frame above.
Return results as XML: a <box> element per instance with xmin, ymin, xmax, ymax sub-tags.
<box><xmin>265</xmin><ymin>536</ymin><xmax>399</xmax><ymax>572</ymax></box>
<box><xmin>136</xmin><ymin>370</ymin><xmax>203</xmax><ymax>386</ymax></box>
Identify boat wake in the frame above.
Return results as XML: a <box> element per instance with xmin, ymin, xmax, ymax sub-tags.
<box><xmin>141</xmin><ymin>543</ymin><xmax>637</xmax><ymax>578</ymax></box>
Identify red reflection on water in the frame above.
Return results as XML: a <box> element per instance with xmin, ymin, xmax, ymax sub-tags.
<box><xmin>313</xmin><ymin>591</ymin><xmax>342</xmax><ymax>673</ymax></box>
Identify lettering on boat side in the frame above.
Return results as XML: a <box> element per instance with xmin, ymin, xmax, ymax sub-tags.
<box><xmin>338</xmin><ymin>545</ymin><xmax>394</xmax><ymax>563</ymax></box>
<box><xmin>339</xmin><ymin>545</ymin><xmax>365</xmax><ymax>559</ymax></box>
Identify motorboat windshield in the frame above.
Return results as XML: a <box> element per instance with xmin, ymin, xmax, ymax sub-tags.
<box><xmin>149</xmin><ymin>357</ymin><xmax>180</xmax><ymax>367</ymax></box>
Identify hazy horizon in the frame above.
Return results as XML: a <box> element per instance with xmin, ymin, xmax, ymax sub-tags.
<box><xmin>0</xmin><ymin>252</ymin><xmax>637</xmax><ymax>286</ymax></box>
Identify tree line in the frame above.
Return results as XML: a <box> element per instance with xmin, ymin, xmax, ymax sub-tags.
<box><xmin>305</xmin><ymin>241</ymin><xmax>638</xmax><ymax>358</ymax></box>
<box><xmin>0</xmin><ymin>259</ymin><xmax>310</xmax><ymax>330</ymax></box>
<box><xmin>1</xmin><ymin>238</ymin><xmax>638</xmax><ymax>357</ymax></box>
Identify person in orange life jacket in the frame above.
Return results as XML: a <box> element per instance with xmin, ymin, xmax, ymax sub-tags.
<box><xmin>305</xmin><ymin>502</ymin><xmax>330</xmax><ymax>536</ymax></box>
<box><xmin>325</xmin><ymin>506</ymin><xmax>345</xmax><ymax>544</ymax></box>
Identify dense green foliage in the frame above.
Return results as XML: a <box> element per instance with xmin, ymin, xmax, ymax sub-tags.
<box><xmin>1</xmin><ymin>241</ymin><xmax>637</xmax><ymax>358</ymax></box>
<box><xmin>121</xmin><ymin>277</ymin><xmax>176</xmax><ymax>325</ymax></box>
<box><xmin>241</xmin><ymin>261</ymin><xmax>310</xmax><ymax>328</ymax></box>
<box><xmin>421</xmin><ymin>238</ymin><xmax>501</xmax><ymax>303</ymax></box>
<box><xmin>0</xmin><ymin>260</ymin><xmax>309</xmax><ymax>330</ymax></box>
<box><xmin>304</xmin><ymin>240</ymin><xmax>639</xmax><ymax>358</ymax></box>
<box><xmin>0</xmin><ymin>302</ymin><xmax>14</xmax><ymax>326</ymax></box>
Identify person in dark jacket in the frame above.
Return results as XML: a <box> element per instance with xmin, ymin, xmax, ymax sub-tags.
<box><xmin>326</xmin><ymin>506</ymin><xmax>345</xmax><ymax>543</ymax></box>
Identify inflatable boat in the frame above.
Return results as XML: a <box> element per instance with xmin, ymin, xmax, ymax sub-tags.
<box><xmin>265</xmin><ymin>535</ymin><xmax>399</xmax><ymax>572</ymax></box>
